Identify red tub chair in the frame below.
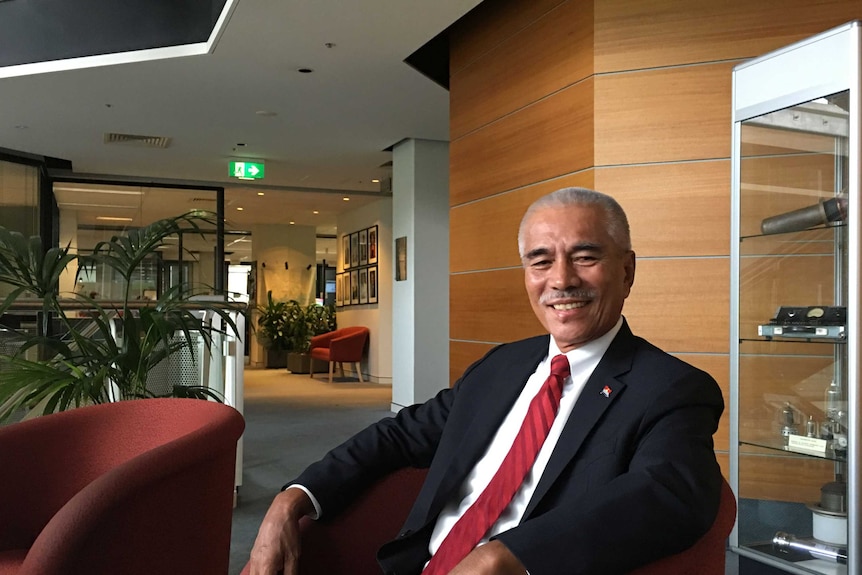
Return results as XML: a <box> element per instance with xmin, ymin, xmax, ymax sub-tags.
<box><xmin>0</xmin><ymin>398</ymin><xmax>245</xmax><ymax>575</ymax></box>
<box><xmin>309</xmin><ymin>326</ymin><xmax>370</xmax><ymax>383</ymax></box>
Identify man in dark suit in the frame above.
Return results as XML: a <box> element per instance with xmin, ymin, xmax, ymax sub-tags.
<box><xmin>249</xmin><ymin>187</ymin><xmax>724</xmax><ymax>575</ymax></box>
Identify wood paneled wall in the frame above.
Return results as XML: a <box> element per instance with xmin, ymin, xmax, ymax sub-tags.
<box><xmin>448</xmin><ymin>0</ymin><xmax>862</xmax><ymax>481</ymax></box>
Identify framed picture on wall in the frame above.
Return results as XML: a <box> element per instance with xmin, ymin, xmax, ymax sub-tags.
<box><xmin>368</xmin><ymin>225</ymin><xmax>378</xmax><ymax>264</ymax></box>
<box><xmin>335</xmin><ymin>273</ymin><xmax>343</xmax><ymax>307</ymax></box>
<box><xmin>368</xmin><ymin>266</ymin><xmax>378</xmax><ymax>303</ymax></box>
<box><xmin>350</xmin><ymin>233</ymin><xmax>360</xmax><ymax>268</ymax></box>
<box><xmin>342</xmin><ymin>235</ymin><xmax>350</xmax><ymax>269</ymax></box>
<box><xmin>359</xmin><ymin>229</ymin><xmax>368</xmax><ymax>266</ymax></box>
<box><xmin>359</xmin><ymin>267</ymin><xmax>369</xmax><ymax>304</ymax></box>
<box><xmin>395</xmin><ymin>236</ymin><xmax>407</xmax><ymax>281</ymax></box>
<box><xmin>350</xmin><ymin>269</ymin><xmax>359</xmax><ymax>305</ymax></box>
<box><xmin>343</xmin><ymin>272</ymin><xmax>351</xmax><ymax>307</ymax></box>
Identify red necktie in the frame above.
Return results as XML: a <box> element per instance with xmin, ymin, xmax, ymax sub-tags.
<box><xmin>423</xmin><ymin>354</ymin><xmax>570</xmax><ymax>575</ymax></box>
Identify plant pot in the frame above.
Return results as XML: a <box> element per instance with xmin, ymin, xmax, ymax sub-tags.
<box><xmin>264</xmin><ymin>349</ymin><xmax>287</xmax><ymax>369</ymax></box>
<box><xmin>287</xmin><ymin>352</ymin><xmax>329</xmax><ymax>375</ymax></box>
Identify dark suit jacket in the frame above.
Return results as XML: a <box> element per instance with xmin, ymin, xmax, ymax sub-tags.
<box><xmin>289</xmin><ymin>320</ymin><xmax>724</xmax><ymax>575</ymax></box>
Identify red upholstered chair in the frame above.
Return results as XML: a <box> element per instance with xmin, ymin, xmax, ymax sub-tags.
<box><xmin>241</xmin><ymin>469</ymin><xmax>736</xmax><ymax>575</ymax></box>
<box><xmin>629</xmin><ymin>477</ymin><xmax>737</xmax><ymax>574</ymax></box>
<box><xmin>309</xmin><ymin>326</ymin><xmax>370</xmax><ymax>383</ymax></box>
<box><xmin>0</xmin><ymin>398</ymin><xmax>245</xmax><ymax>575</ymax></box>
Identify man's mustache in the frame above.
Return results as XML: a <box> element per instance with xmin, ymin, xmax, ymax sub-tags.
<box><xmin>539</xmin><ymin>289</ymin><xmax>596</xmax><ymax>305</ymax></box>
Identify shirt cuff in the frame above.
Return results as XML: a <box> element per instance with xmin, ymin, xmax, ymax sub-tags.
<box><xmin>283</xmin><ymin>484</ymin><xmax>322</xmax><ymax>520</ymax></box>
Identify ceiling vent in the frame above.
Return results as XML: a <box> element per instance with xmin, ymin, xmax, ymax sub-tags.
<box><xmin>103</xmin><ymin>132</ymin><xmax>172</xmax><ymax>148</ymax></box>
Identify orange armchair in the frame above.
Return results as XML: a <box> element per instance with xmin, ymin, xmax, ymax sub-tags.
<box><xmin>242</xmin><ymin>468</ymin><xmax>736</xmax><ymax>575</ymax></box>
<box><xmin>309</xmin><ymin>326</ymin><xmax>370</xmax><ymax>383</ymax></box>
<box><xmin>0</xmin><ymin>398</ymin><xmax>245</xmax><ymax>575</ymax></box>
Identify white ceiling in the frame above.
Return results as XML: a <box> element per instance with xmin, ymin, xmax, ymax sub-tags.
<box><xmin>0</xmin><ymin>0</ymin><xmax>482</xmax><ymax>235</ymax></box>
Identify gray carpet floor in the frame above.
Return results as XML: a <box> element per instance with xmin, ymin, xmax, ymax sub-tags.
<box><xmin>229</xmin><ymin>368</ymin><xmax>393</xmax><ymax>574</ymax></box>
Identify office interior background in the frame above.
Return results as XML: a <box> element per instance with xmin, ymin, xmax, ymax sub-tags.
<box><xmin>2</xmin><ymin>0</ymin><xmax>862</xmax><ymax>573</ymax></box>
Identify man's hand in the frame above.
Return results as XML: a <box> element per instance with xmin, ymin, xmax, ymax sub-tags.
<box><xmin>248</xmin><ymin>488</ymin><xmax>315</xmax><ymax>575</ymax></box>
<box><xmin>448</xmin><ymin>540</ymin><xmax>528</xmax><ymax>575</ymax></box>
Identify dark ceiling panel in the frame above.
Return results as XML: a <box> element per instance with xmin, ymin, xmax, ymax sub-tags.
<box><xmin>0</xmin><ymin>0</ymin><xmax>228</xmax><ymax>68</ymax></box>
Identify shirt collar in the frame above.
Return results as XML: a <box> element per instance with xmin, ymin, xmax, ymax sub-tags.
<box><xmin>548</xmin><ymin>316</ymin><xmax>624</xmax><ymax>367</ymax></box>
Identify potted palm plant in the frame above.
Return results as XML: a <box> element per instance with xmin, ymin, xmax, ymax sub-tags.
<box><xmin>285</xmin><ymin>301</ymin><xmax>336</xmax><ymax>374</ymax></box>
<box><xmin>254</xmin><ymin>291</ymin><xmax>291</xmax><ymax>369</ymax></box>
<box><xmin>0</xmin><ymin>211</ymin><xmax>240</xmax><ymax>422</ymax></box>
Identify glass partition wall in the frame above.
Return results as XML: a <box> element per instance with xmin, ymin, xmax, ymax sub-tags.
<box><xmin>52</xmin><ymin>183</ymin><xmax>239</xmax><ymax>301</ymax></box>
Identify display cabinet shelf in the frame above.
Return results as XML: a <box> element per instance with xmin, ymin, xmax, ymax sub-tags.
<box><xmin>730</xmin><ymin>21</ymin><xmax>861</xmax><ymax>575</ymax></box>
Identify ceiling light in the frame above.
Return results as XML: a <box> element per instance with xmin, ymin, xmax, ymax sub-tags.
<box><xmin>289</xmin><ymin>221</ymin><xmax>295</xmax><ymax>225</ymax></box>
<box><xmin>297</xmin><ymin>68</ymin><xmax>314</xmax><ymax>74</ymax></box>
<box><xmin>371</xmin><ymin>179</ymin><xmax>380</xmax><ymax>183</ymax></box>
<box><xmin>237</xmin><ymin>207</ymin><xmax>244</xmax><ymax>211</ymax></box>
<box><xmin>343</xmin><ymin>197</ymin><xmax>350</xmax><ymax>201</ymax></box>
<box><xmin>96</xmin><ymin>216</ymin><xmax>134</xmax><ymax>222</ymax></box>
<box><xmin>312</xmin><ymin>210</ymin><xmax>319</xmax><ymax>214</ymax></box>
<box><xmin>257</xmin><ymin>192</ymin><xmax>265</xmax><ymax>196</ymax></box>
<box><xmin>54</xmin><ymin>186</ymin><xmax>143</xmax><ymax>195</ymax></box>
<box><xmin>58</xmin><ymin>203</ymin><xmax>138</xmax><ymax>209</ymax></box>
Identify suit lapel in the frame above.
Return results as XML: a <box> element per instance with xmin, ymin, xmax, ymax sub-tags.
<box><xmin>426</xmin><ymin>338</ymin><xmax>548</xmax><ymax>516</ymax></box>
<box><xmin>523</xmin><ymin>322</ymin><xmax>636</xmax><ymax>517</ymax></box>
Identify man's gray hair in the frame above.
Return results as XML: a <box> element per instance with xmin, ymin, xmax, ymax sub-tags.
<box><xmin>517</xmin><ymin>187</ymin><xmax>632</xmax><ymax>257</ymax></box>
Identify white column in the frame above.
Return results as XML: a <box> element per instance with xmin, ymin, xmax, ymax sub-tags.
<box><xmin>391</xmin><ymin>139</ymin><xmax>449</xmax><ymax>410</ymax></box>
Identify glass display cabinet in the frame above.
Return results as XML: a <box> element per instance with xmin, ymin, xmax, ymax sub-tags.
<box><xmin>730</xmin><ymin>22</ymin><xmax>861</xmax><ymax>574</ymax></box>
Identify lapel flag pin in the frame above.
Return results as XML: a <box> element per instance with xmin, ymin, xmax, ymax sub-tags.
<box><xmin>601</xmin><ymin>385</ymin><xmax>612</xmax><ymax>398</ymax></box>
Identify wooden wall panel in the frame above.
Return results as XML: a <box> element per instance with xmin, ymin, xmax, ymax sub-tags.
<box><xmin>676</xmin><ymin>353</ymin><xmax>729</xmax><ymax>452</ymax></box>
<box><xmin>623</xmin><ymin>258</ymin><xmax>730</xmax><ymax>354</ymax></box>
<box><xmin>450</xmin><ymin>171</ymin><xmax>594</xmax><ymax>272</ymax></box>
<box><xmin>594</xmin><ymin>161</ymin><xmax>731</xmax><ymax>257</ymax></box>
<box><xmin>451</xmin><ymin>0</ymin><xmax>594</xmax><ymax>141</ymax></box>
<box><xmin>450</xmin><ymin>268</ymin><xmax>544</xmax><ymax>343</ymax></box>
<box><xmin>450</xmin><ymin>340</ymin><xmax>496</xmax><ymax>386</ymax></box>
<box><xmin>450</xmin><ymin>78</ymin><xmax>594</xmax><ymax>205</ymax></box>
<box><xmin>594</xmin><ymin>0</ymin><xmax>862</xmax><ymax>73</ymax></box>
<box><xmin>594</xmin><ymin>63</ymin><xmax>734</xmax><ymax>166</ymax></box>
<box><xmin>450</xmin><ymin>0</ymin><xmax>567</xmax><ymax>75</ymax></box>
<box><xmin>739</xmin><ymin>449</ymin><xmax>834</xmax><ymax>503</ymax></box>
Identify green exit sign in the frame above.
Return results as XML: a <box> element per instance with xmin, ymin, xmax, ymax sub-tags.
<box><xmin>229</xmin><ymin>161</ymin><xmax>265</xmax><ymax>180</ymax></box>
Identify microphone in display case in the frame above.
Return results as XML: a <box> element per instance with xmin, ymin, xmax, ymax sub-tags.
<box><xmin>761</xmin><ymin>197</ymin><xmax>847</xmax><ymax>235</ymax></box>
<box><xmin>773</xmin><ymin>532</ymin><xmax>847</xmax><ymax>564</ymax></box>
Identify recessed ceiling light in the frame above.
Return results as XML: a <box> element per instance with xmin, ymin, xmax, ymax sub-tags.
<box><xmin>236</xmin><ymin>207</ymin><xmax>244</xmax><ymax>211</ymax></box>
<box><xmin>257</xmin><ymin>192</ymin><xmax>265</xmax><ymax>196</ymax></box>
<box><xmin>343</xmin><ymin>197</ymin><xmax>350</xmax><ymax>201</ymax></box>
<box><xmin>289</xmin><ymin>221</ymin><xmax>295</xmax><ymax>225</ymax></box>
<box><xmin>312</xmin><ymin>210</ymin><xmax>319</xmax><ymax>214</ymax></box>
<box><xmin>96</xmin><ymin>216</ymin><xmax>133</xmax><ymax>222</ymax></box>
<box><xmin>297</xmin><ymin>68</ymin><xmax>314</xmax><ymax>74</ymax></box>
<box><xmin>235</xmin><ymin>142</ymin><xmax>246</xmax><ymax>147</ymax></box>
<box><xmin>371</xmin><ymin>179</ymin><xmax>379</xmax><ymax>183</ymax></box>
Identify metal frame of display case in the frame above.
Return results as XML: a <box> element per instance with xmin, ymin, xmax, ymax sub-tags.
<box><xmin>731</xmin><ymin>21</ymin><xmax>861</xmax><ymax>574</ymax></box>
